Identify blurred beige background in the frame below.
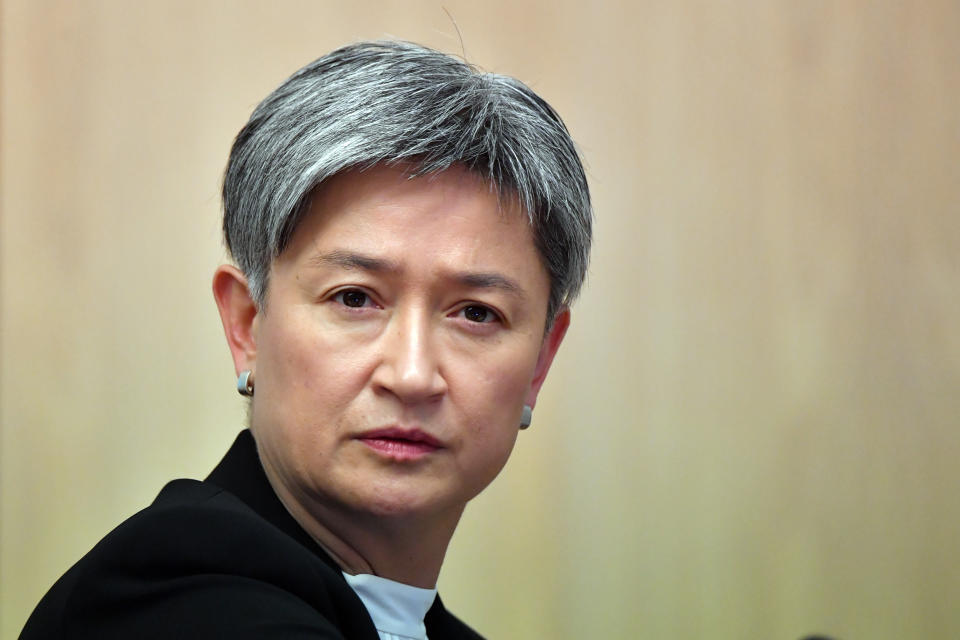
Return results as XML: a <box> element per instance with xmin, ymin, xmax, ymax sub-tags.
<box><xmin>2</xmin><ymin>1</ymin><xmax>959</xmax><ymax>638</ymax></box>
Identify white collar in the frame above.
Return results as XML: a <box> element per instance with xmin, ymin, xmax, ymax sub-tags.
<box><xmin>342</xmin><ymin>572</ymin><xmax>437</xmax><ymax>640</ymax></box>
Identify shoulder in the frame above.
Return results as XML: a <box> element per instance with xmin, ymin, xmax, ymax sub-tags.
<box><xmin>21</xmin><ymin>480</ymin><xmax>375</xmax><ymax>639</ymax></box>
<box><xmin>104</xmin><ymin>479</ymin><xmax>314</xmax><ymax>572</ymax></box>
<box><xmin>425</xmin><ymin>595</ymin><xmax>487</xmax><ymax>640</ymax></box>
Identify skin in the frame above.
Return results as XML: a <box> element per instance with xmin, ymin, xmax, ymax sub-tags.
<box><xmin>213</xmin><ymin>164</ymin><xmax>569</xmax><ymax>588</ymax></box>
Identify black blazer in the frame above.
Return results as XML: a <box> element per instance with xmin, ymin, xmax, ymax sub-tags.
<box><xmin>21</xmin><ymin>431</ymin><xmax>484</xmax><ymax>639</ymax></box>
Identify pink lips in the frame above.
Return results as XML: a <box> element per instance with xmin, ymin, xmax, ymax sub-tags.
<box><xmin>356</xmin><ymin>427</ymin><xmax>443</xmax><ymax>461</ymax></box>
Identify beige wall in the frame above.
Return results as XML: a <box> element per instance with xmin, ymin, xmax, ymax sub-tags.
<box><xmin>3</xmin><ymin>1</ymin><xmax>959</xmax><ymax>638</ymax></box>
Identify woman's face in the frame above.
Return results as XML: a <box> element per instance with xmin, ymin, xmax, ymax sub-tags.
<box><xmin>246</xmin><ymin>165</ymin><xmax>567</xmax><ymax>525</ymax></box>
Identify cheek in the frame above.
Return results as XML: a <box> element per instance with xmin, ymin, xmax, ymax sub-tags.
<box><xmin>254</xmin><ymin>318</ymin><xmax>371</xmax><ymax>431</ymax></box>
<box><xmin>455</xmin><ymin>381</ymin><xmax>524</xmax><ymax>500</ymax></box>
<box><xmin>454</xmin><ymin>348</ymin><xmax>539</xmax><ymax>453</ymax></box>
<box><xmin>469</xmin><ymin>341</ymin><xmax>542</xmax><ymax>407</ymax></box>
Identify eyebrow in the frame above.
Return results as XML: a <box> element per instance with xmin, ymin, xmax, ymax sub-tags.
<box><xmin>456</xmin><ymin>272</ymin><xmax>526</xmax><ymax>299</ymax></box>
<box><xmin>308</xmin><ymin>249</ymin><xmax>398</xmax><ymax>273</ymax></box>
<box><xmin>308</xmin><ymin>249</ymin><xmax>527</xmax><ymax>299</ymax></box>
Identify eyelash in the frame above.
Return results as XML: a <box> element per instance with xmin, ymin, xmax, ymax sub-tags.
<box><xmin>327</xmin><ymin>289</ymin><xmax>504</xmax><ymax>326</ymax></box>
<box><xmin>454</xmin><ymin>304</ymin><xmax>502</xmax><ymax>325</ymax></box>
<box><xmin>331</xmin><ymin>288</ymin><xmax>379</xmax><ymax>310</ymax></box>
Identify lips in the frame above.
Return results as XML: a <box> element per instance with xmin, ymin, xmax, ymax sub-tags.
<box><xmin>356</xmin><ymin>427</ymin><xmax>443</xmax><ymax>461</ymax></box>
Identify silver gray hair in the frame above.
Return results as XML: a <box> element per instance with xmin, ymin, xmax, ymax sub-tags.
<box><xmin>222</xmin><ymin>40</ymin><xmax>592</xmax><ymax>321</ymax></box>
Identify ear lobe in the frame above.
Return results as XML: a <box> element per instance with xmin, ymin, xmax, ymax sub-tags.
<box><xmin>212</xmin><ymin>265</ymin><xmax>259</xmax><ymax>375</ymax></box>
<box><xmin>524</xmin><ymin>308</ymin><xmax>571</xmax><ymax>408</ymax></box>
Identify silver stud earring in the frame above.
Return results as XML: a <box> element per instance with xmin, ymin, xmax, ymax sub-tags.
<box><xmin>237</xmin><ymin>370</ymin><xmax>255</xmax><ymax>397</ymax></box>
<box><xmin>519</xmin><ymin>404</ymin><xmax>532</xmax><ymax>430</ymax></box>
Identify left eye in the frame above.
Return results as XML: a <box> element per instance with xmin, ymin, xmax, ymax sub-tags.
<box><xmin>460</xmin><ymin>305</ymin><xmax>498</xmax><ymax>323</ymax></box>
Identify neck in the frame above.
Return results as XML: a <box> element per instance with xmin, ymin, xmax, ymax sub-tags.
<box><xmin>262</xmin><ymin>464</ymin><xmax>462</xmax><ymax>588</ymax></box>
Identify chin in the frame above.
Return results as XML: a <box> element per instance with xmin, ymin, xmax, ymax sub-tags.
<box><xmin>349</xmin><ymin>479</ymin><xmax>468</xmax><ymax>521</ymax></box>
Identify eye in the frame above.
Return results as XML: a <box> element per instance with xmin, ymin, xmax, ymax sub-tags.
<box><xmin>333</xmin><ymin>288</ymin><xmax>373</xmax><ymax>308</ymax></box>
<box><xmin>459</xmin><ymin>304</ymin><xmax>499</xmax><ymax>324</ymax></box>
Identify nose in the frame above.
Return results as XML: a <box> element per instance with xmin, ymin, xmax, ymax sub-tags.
<box><xmin>371</xmin><ymin>307</ymin><xmax>447</xmax><ymax>405</ymax></box>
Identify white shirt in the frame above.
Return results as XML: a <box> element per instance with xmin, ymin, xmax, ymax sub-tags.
<box><xmin>342</xmin><ymin>572</ymin><xmax>437</xmax><ymax>640</ymax></box>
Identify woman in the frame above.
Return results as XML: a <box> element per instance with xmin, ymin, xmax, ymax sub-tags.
<box><xmin>22</xmin><ymin>40</ymin><xmax>591</xmax><ymax>639</ymax></box>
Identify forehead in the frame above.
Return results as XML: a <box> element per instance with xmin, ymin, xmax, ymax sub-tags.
<box><xmin>302</xmin><ymin>164</ymin><xmax>522</xmax><ymax>234</ymax></box>
<box><xmin>279</xmin><ymin>165</ymin><xmax>547</xmax><ymax>286</ymax></box>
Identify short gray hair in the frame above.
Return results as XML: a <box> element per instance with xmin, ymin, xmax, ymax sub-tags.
<box><xmin>222</xmin><ymin>40</ymin><xmax>592</xmax><ymax>321</ymax></box>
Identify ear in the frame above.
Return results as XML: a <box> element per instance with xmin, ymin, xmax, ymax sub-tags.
<box><xmin>524</xmin><ymin>308</ymin><xmax>570</xmax><ymax>408</ymax></box>
<box><xmin>212</xmin><ymin>264</ymin><xmax>259</xmax><ymax>376</ymax></box>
